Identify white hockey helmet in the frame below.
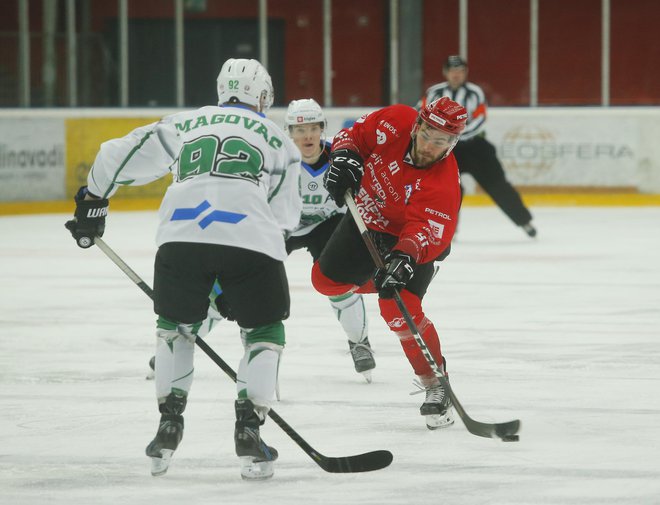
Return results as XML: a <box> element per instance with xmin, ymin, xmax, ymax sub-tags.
<box><xmin>216</xmin><ymin>58</ymin><xmax>274</xmax><ymax>112</ymax></box>
<box><xmin>285</xmin><ymin>98</ymin><xmax>327</xmax><ymax>130</ymax></box>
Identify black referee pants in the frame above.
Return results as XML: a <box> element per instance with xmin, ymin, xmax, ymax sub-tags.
<box><xmin>453</xmin><ymin>136</ymin><xmax>532</xmax><ymax>226</ymax></box>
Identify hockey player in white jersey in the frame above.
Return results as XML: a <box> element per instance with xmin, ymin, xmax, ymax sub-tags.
<box><xmin>65</xmin><ymin>58</ymin><xmax>301</xmax><ymax>480</ymax></box>
<box><xmin>284</xmin><ymin>99</ymin><xmax>375</xmax><ymax>382</ymax></box>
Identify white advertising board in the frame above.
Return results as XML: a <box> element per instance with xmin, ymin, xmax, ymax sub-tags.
<box><xmin>486</xmin><ymin>110</ymin><xmax>639</xmax><ymax>188</ymax></box>
<box><xmin>0</xmin><ymin>118</ymin><xmax>66</xmax><ymax>201</ymax></box>
<box><xmin>0</xmin><ymin>107</ymin><xmax>658</xmax><ymax>204</ymax></box>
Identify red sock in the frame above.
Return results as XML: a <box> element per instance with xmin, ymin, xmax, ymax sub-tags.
<box><xmin>378</xmin><ymin>290</ymin><xmax>443</xmax><ymax>377</ymax></box>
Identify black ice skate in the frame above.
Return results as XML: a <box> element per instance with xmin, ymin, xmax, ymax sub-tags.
<box><xmin>145</xmin><ymin>355</ymin><xmax>156</xmax><ymax>380</ymax></box>
<box><xmin>348</xmin><ymin>337</ymin><xmax>376</xmax><ymax>383</ymax></box>
<box><xmin>145</xmin><ymin>413</ymin><xmax>184</xmax><ymax>476</ymax></box>
<box><xmin>418</xmin><ymin>381</ymin><xmax>454</xmax><ymax>430</ymax></box>
<box><xmin>235</xmin><ymin>399</ymin><xmax>278</xmax><ymax>480</ymax></box>
<box><xmin>145</xmin><ymin>393</ymin><xmax>186</xmax><ymax>476</ymax></box>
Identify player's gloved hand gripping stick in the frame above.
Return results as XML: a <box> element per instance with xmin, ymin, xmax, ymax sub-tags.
<box><xmin>64</xmin><ymin>186</ymin><xmax>109</xmax><ymax>248</ymax></box>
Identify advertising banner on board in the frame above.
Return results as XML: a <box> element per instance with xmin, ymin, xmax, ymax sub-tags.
<box><xmin>0</xmin><ymin>118</ymin><xmax>65</xmax><ymax>201</ymax></box>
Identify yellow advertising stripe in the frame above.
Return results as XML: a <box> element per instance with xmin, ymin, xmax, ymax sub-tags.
<box><xmin>0</xmin><ymin>199</ymin><xmax>163</xmax><ymax>216</ymax></box>
<box><xmin>65</xmin><ymin>117</ymin><xmax>169</xmax><ymax>199</ymax></box>
<box><xmin>463</xmin><ymin>193</ymin><xmax>660</xmax><ymax>207</ymax></box>
<box><xmin>2</xmin><ymin>193</ymin><xmax>660</xmax><ymax>216</ymax></box>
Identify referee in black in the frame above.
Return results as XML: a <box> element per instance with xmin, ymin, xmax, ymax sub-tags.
<box><xmin>419</xmin><ymin>55</ymin><xmax>537</xmax><ymax>237</ymax></box>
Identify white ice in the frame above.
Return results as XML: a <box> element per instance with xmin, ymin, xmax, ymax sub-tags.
<box><xmin>1</xmin><ymin>205</ymin><xmax>659</xmax><ymax>505</ymax></box>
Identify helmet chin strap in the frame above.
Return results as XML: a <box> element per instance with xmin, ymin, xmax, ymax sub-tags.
<box><xmin>408</xmin><ymin>125</ymin><xmax>423</xmax><ymax>168</ymax></box>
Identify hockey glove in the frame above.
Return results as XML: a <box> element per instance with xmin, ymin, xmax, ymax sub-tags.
<box><xmin>374</xmin><ymin>250</ymin><xmax>416</xmax><ymax>299</ymax></box>
<box><xmin>324</xmin><ymin>148</ymin><xmax>364</xmax><ymax>207</ymax></box>
<box><xmin>64</xmin><ymin>186</ymin><xmax>109</xmax><ymax>249</ymax></box>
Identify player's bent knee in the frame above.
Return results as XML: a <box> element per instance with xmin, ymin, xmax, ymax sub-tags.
<box><xmin>157</xmin><ymin>317</ymin><xmax>203</xmax><ymax>343</ymax></box>
<box><xmin>311</xmin><ymin>261</ymin><xmax>355</xmax><ymax>296</ymax></box>
<box><xmin>242</xmin><ymin>321</ymin><xmax>286</xmax><ymax>347</ymax></box>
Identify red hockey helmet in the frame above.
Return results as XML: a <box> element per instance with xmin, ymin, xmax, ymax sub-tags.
<box><xmin>418</xmin><ymin>97</ymin><xmax>467</xmax><ymax>136</ymax></box>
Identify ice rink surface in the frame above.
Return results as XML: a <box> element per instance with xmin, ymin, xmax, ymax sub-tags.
<box><xmin>1</xmin><ymin>205</ymin><xmax>659</xmax><ymax>505</ymax></box>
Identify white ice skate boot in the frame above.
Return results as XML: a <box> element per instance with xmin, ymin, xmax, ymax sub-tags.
<box><xmin>415</xmin><ymin>379</ymin><xmax>454</xmax><ymax>430</ymax></box>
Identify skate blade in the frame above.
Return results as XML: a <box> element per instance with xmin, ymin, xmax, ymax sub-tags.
<box><xmin>425</xmin><ymin>409</ymin><xmax>455</xmax><ymax>430</ymax></box>
<box><xmin>239</xmin><ymin>456</ymin><xmax>274</xmax><ymax>480</ymax></box>
<box><xmin>150</xmin><ymin>449</ymin><xmax>174</xmax><ymax>476</ymax></box>
<box><xmin>360</xmin><ymin>370</ymin><xmax>373</xmax><ymax>383</ymax></box>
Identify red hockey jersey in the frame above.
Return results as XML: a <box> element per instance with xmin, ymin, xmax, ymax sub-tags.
<box><xmin>332</xmin><ymin>104</ymin><xmax>461</xmax><ymax>264</ymax></box>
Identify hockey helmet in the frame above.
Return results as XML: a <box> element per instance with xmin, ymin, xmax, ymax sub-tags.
<box><xmin>285</xmin><ymin>98</ymin><xmax>327</xmax><ymax>130</ymax></box>
<box><xmin>216</xmin><ymin>58</ymin><xmax>274</xmax><ymax>112</ymax></box>
<box><xmin>418</xmin><ymin>97</ymin><xmax>467</xmax><ymax>136</ymax></box>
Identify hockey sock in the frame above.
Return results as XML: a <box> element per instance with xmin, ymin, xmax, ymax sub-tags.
<box><xmin>329</xmin><ymin>293</ymin><xmax>369</xmax><ymax>343</ymax></box>
<box><xmin>378</xmin><ymin>290</ymin><xmax>443</xmax><ymax>377</ymax></box>
<box><xmin>236</xmin><ymin>322</ymin><xmax>284</xmax><ymax>414</ymax></box>
<box><xmin>154</xmin><ymin>318</ymin><xmax>198</xmax><ymax>401</ymax></box>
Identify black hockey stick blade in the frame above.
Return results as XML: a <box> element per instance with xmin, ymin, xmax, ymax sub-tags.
<box><xmin>267</xmin><ymin>409</ymin><xmax>393</xmax><ymax>473</ymax></box>
<box><xmin>196</xmin><ymin>338</ymin><xmax>394</xmax><ymax>472</ymax></box>
<box><xmin>441</xmin><ymin>373</ymin><xmax>521</xmax><ymax>440</ymax></box>
<box><xmin>316</xmin><ymin>450</ymin><xmax>394</xmax><ymax>473</ymax></box>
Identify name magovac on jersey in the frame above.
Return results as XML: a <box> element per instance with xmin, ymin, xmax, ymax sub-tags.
<box><xmin>175</xmin><ymin>114</ymin><xmax>283</xmax><ymax>149</ymax></box>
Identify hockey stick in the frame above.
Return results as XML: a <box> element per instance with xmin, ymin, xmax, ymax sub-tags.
<box><xmin>93</xmin><ymin>236</ymin><xmax>393</xmax><ymax>471</ymax></box>
<box><xmin>344</xmin><ymin>192</ymin><xmax>521</xmax><ymax>441</ymax></box>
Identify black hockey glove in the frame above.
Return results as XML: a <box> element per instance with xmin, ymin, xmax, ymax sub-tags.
<box><xmin>374</xmin><ymin>250</ymin><xmax>416</xmax><ymax>299</ymax></box>
<box><xmin>324</xmin><ymin>148</ymin><xmax>364</xmax><ymax>207</ymax></box>
<box><xmin>64</xmin><ymin>186</ymin><xmax>109</xmax><ymax>249</ymax></box>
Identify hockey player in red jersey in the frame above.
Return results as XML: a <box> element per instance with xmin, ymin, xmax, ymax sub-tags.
<box><xmin>311</xmin><ymin>97</ymin><xmax>467</xmax><ymax>429</ymax></box>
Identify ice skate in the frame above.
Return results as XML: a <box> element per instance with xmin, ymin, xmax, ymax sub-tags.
<box><xmin>348</xmin><ymin>337</ymin><xmax>376</xmax><ymax>383</ymax></box>
<box><xmin>235</xmin><ymin>399</ymin><xmax>278</xmax><ymax>480</ymax></box>
<box><xmin>521</xmin><ymin>222</ymin><xmax>537</xmax><ymax>238</ymax></box>
<box><xmin>145</xmin><ymin>355</ymin><xmax>156</xmax><ymax>380</ymax></box>
<box><xmin>417</xmin><ymin>380</ymin><xmax>454</xmax><ymax>430</ymax></box>
<box><xmin>145</xmin><ymin>413</ymin><xmax>184</xmax><ymax>476</ymax></box>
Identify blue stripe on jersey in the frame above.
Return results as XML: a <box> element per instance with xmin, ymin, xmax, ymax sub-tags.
<box><xmin>171</xmin><ymin>200</ymin><xmax>211</xmax><ymax>220</ymax></box>
<box><xmin>302</xmin><ymin>160</ymin><xmax>330</xmax><ymax>178</ymax></box>
<box><xmin>198</xmin><ymin>209</ymin><xmax>247</xmax><ymax>228</ymax></box>
<box><xmin>171</xmin><ymin>199</ymin><xmax>247</xmax><ymax>228</ymax></box>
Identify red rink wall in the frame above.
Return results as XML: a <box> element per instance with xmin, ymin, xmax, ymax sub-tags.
<box><xmin>2</xmin><ymin>0</ymin><xmax>659</xmax><ymax>106</ymax></box>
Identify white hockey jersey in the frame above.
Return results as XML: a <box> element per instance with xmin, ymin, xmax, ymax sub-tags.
<box><xmin>87</xmin><ymin>105</ymin><xmax>302</xmax><ymax>261</ymax></box>
<box><xmin>290</xmin><ymin>141</ymin><xmax>346</xmax><ymax>237</ymax></box>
